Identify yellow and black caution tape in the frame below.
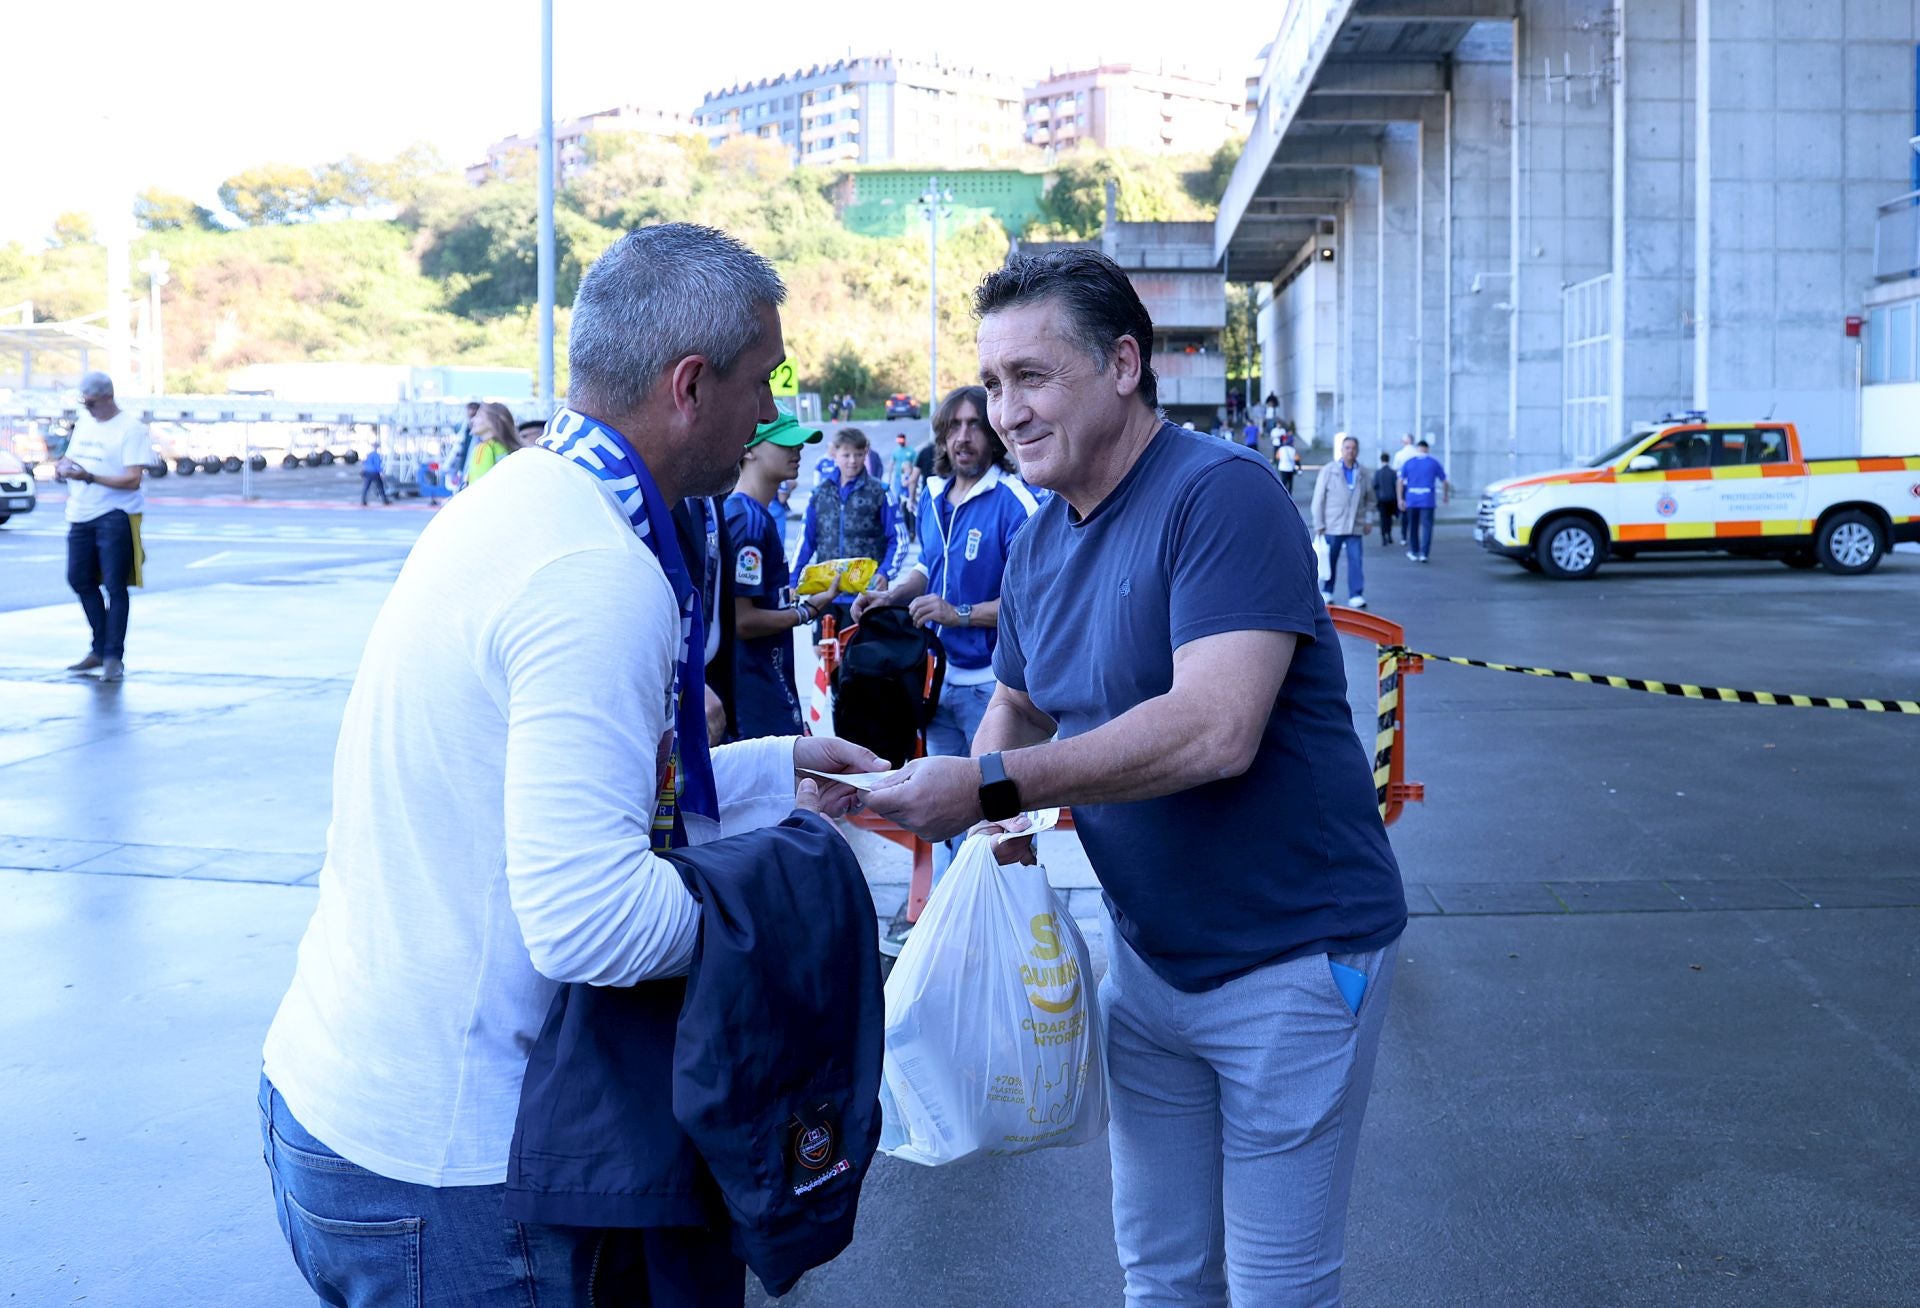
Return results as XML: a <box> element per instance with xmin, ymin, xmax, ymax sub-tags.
<box><xmin>1394</xmin><ymin>648</ymin><xmax>1920</xmax><ymax>715</ymax></box>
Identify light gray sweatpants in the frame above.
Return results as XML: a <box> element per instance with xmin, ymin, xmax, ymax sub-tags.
<box><xmin>1099</xmin><ymin>935</ymin><xmax>1399</xmax><ymax>1307</ymax></box>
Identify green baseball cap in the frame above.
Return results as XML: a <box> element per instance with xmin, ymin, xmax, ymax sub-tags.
<box><xmin>748</xmin><ymin>396</ymin><xmax>823</xmax><ymax>449</ymax></box>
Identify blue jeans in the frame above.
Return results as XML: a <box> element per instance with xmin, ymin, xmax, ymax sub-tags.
<box><xmin>924</xmin><ymin>677</ymin><xmax>996</xmax><ymax>885</ymax></box>
<box><xmin>1405</xmin><ymin>506</ymin><xmax>1435</xmax><ymax>556</ymax></box>
<box><xmin>1320</xmin><ymin>534</ymin><xmax>1365</xmax><ymax>602</ymax></box>
<box><xmin>67</xmin><ymin>510</ymin><xmax>134</xmax><ymax>659</ymax></box>
<box><xmin>1100</xmin><ymin>939</ymin><xmax>1398</xmax><ymax>1307</ymax></box>
<box><xmin>257</xmin><ymin>1074</ymin><xmax>599</xmax><ymax>1305</ymax></box>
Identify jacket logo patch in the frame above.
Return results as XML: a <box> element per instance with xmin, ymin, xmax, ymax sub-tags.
<box><xmin>736</xmin><ymin>545</ymin><xmax>764</xmax><ymax>586</ymax></box>
<box><xmin>964</xmin><ymin>527</ymin><xmax>983</xmax><ymax>560</ymax></box>
<box><xmin>796</xmin><ymin>1122</ymin><xmax>835</xmax><ymax>1169</ymax></box>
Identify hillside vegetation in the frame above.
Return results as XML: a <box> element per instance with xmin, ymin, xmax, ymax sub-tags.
<box><xmin>0</xmin><ymin>135</ymin><xmax>1240</xmax><ymax>400</ymax></box>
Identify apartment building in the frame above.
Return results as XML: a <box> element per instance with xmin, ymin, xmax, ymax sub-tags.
<box><xmin>694</xmin><ymin>56</ymin><xmax>1024</xmax><ymax>169</ymax></box>
<box><xmin>466</xmin><ymin>105</ymin><xmax>697</xmax><ymax>184</ymax></box>
<box><xmin>1024</xmin><ymin>64</ymin><xmax>1245</xmax><ymax>158</ymax></box>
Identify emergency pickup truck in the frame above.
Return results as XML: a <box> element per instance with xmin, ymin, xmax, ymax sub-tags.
<box><xmin>1476</xmin><ymin>422</ymin><xmax>1920</xmax><ymax>579</ymax></box>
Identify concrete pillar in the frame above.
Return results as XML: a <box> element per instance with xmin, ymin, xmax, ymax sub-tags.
<box><xmin>1618</xmin><ymin>0</ymin><xmax>1695</xmax><ymax>432</ymax></box>
<box><xmin>1511</xmin><ymin>0</ymin><xmax>1616</xmax><ymax>472</ymax></box>
<box><xmin>1418</xmin><ymin>99</ymin><xmax>1449</xmax><ymax>449</ymax></box>
<box><xmin>1380</xmin><ymin>125</ymin><xmax>1421</xmax><ymax>456</ymax></box>
<box><xmin>1448</xmin><ymin>23</ymin><xmax>1517</xmax><ymax>499</ymax></box>
<box><xmin>1342</xmin><ymin>169</ymin><xmax>1382</xmax><ymax>448</ymax></box>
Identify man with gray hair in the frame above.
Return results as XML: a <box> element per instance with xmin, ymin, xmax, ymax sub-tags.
<box><xmin>56</xmin><ymin>371</ymin><xmax>153</xmax><ymax>682</ymax></box>
<box><xmin>259</xmin><ymin>224</ymin><xmax>884</xmax><ymax>1304</ymax></box>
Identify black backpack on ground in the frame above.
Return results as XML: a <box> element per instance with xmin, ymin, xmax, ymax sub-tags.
<box><xmin>831</xmin><ymin>607</ymin><xmax>945</xmax><ymax>768</ymax></box>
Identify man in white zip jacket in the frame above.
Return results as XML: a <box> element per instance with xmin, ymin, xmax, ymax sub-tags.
<box><xmin>852</xmin><ymin>386</ymin><xmax>1039</xmax><ymax>940</ymax></box>
<box><xmin>258</xmin><ymin>224</ymin><xmax>884</xmax><ymax>1305</ymax></box>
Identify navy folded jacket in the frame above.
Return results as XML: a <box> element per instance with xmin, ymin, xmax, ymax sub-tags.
<box><xmin>507</xmin><ymin>810</ymin><xmax>884</xmax><ymax>1298</ymax></box>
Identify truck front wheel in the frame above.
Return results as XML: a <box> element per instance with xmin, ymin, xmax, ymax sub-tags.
<box><xmin>1537</xmin><ymin>518</ymin><xmax>1605</xmax><ymax>580</ymax></box>
<box><xmin>1815</xmin><ymin>511</ymin><xmax>1885</xmax><ymax>575</ymax></box>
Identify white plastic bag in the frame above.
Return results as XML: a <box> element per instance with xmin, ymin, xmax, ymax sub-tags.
<box><xmin>879</xmin><ymin>813</ymin><xmax>1107</xmax><ymax>1165</ymax></box>
<box><xmin>1312</xmin><ymin>534</ymin><xmax>1332</xmax><ymax>586</ymax></box>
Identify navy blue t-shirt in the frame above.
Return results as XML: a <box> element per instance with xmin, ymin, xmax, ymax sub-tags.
<box><xmin>724</xmin><ymin>492</ymin><xmax>805</xmax><ymax>740</ymax></box>
<box><xmin>994</xmin><ymin>424</ymin><xmax>1406</xmax><ymax>992</ymax></box>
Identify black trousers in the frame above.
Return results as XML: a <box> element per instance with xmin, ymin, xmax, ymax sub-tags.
<box><xmin>67</xmin><ymin>510</ymin><xmax>134</xmax><ymax>659</ymax></box>
<box><xmin>1378</xmin><ymin>500</ymin><xmax>1398</xmax><ymax>543</ymax></box>
<box><xmin>360</xmin><ymin>470</ymin><xmax>389</xmax><ymax>504</ymax></box>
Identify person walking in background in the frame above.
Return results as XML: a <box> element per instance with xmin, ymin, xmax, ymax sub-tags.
<box><xmin>1274</xmin><ymin>437</ymin><xmax>1300</xmax><ymax>495</ymax></box>
<box><xmin>1241</xmin><ymin>414</ymin><xmax>1261</xmax><ymax>452</ymax></box>
<box><xmin>1398</xmin><ymin>439</ymin><xmax>1451</xmax><ymax>563</ymax></box>
<box><xmin>1263</xmin><ymin>392</ymin><xmax>1280</xmax><ymax>435</ymax></box>
<box><xmin>1311</xmin><ymin>433</ymin><xmax>1375</xmax><ymax>610</ymax></box>
<box><xmin>793</xmin><ymin>428</ymin><xmax>905</xmax><ymax>622</ymax></box>
<box><xmin>463</xmin><ymin>403</ymin><xmax>520</xmax><ymax>486</ymax></box>
<box><xmin>359</xmin><ymin>440</ymin><xmax>390</xmax><ymax>506</ymax></box>
<box><xmin>1390</xmin><ymin>432</ymin><xmax>1418</xmax><ymax>474</ymax></box>
<box><xmin>726</xmin><ymin>405</ymin><xmax>831</xmax><ymax>741</ymax></box>
<box><xmin>56</xmin><ymin>370</ymin><xmax>152</xmax><ymax>683</ymax></box>
<box><xmin>1373</xmin><ymin>453</ymin><xmax>1399</xmax><ymax>546</ymax></box>
<box><xmin>851</xmin><ymin>384</ymin><xmax>1039</xmax><ymax>947</ymax></box>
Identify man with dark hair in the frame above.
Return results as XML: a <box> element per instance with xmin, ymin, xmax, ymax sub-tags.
<box><xmin>867</xmin><ymin>246</ymin><xmax>1405</xmax><ymax>1305</ymax></box>
<box><xmin>1398</xmin><ymin>438</ymin><xmax>1451</xmax><ymax>562</ymax></box>
<box><xmin>793</xmin><ymin>427</ymin><xmax>905</xmax><ymax>617</ymax></box>
<box><xmin>852</xmin><ymin>385</ymin><xmax>1040</xmax><ymax>945</ymax></box>
<box><xmin>1373</xmin><ymin>452</ymin><xmax>1399</xmax><ymax>546</ymax></box>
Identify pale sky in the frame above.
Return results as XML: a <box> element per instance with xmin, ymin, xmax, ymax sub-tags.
<box><xmin>8</xmin><ymin>0</ymin><xmax>1274</xmax><ymax>244</ymax></box>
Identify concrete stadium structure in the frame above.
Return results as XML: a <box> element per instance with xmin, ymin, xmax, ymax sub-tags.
<box><xmin>1219</xmin><ymin>0</ymin><xmax>1920</xmax><ymax>495</ymax></box>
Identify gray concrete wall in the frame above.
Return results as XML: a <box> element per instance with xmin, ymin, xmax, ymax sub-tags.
<box><xmin>1703</xmin><ymin>0</ymin><xmax>1917</xmax><ymax>455</ymax></box>
<box><xmin>1381</xmin><ymin>125</ymin><xmax>1423</xmax><ymax>447</ymax></box>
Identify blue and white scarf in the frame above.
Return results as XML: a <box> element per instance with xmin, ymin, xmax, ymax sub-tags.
<box><xmin>539</xmin><ymin>408</ymin><xmax>719</xmax><ymax>850</ymax></box>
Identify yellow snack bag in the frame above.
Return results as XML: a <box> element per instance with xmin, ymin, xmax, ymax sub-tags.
<box><xmin>795</xmin><ymin>557</ymin><xmax>880</xmax><ymax>597</ymax></box>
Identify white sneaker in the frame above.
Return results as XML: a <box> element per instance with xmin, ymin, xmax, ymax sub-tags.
<box><xmin>1405</xmin><ymin>550</ymin><xmax>1418</xmax><ymax>561</ymax></box>
<box><xmin>1348</xmin><ymin>595</ymin><xmax>1367</xmax><ymax>609</ymax></box>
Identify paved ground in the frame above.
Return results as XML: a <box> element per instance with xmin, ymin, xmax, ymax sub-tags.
<box><xmin>2</xmin><ymin>486</ymin><xmax>1917</xmax><ymax>1306</ymax></box>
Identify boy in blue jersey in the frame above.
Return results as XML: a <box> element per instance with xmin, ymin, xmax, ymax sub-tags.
<box><xmin>854</xmin><ymin>385</ymin><xmax>1040</xmax><ymax>948</ymax></box>
<box><xmin>1397</xmin><ymin>439</ymin><xmax>1451</xmax><ymax>561</ymax></box>
<box><xmin>725</xmin><ymin>404</ymin><xmax>835</xmax><ymax>740</ymax></box>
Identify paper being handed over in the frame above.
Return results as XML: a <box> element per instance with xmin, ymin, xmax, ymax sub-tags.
<box><xmin>797</xmin><ymin>767</ymin><xmax>899</xmax><ymax>792</ymax></box>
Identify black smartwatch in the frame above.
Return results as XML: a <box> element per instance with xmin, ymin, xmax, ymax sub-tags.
<box><xmin>977</xmin><ymin>752</ymin><xmax>1022</xmax><ymax>822</ymax></box>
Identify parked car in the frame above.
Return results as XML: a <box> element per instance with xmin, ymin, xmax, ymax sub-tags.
<box><xmin>885</xmin><ymin>393</ymin><xmax>921</xmax><ymax>420</ymax></box>
<box><xmin>1477</xmin><ymin>420</ymin><xmax>1920</xmax><ymax>578</ymax></box>
<box><xmin>0</xmin><ymin>448</ymin><xmax>38</xmax><ymax>525</ymax></box>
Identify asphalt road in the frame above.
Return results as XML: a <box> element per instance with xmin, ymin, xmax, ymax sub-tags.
<box><xmin>0</xmin><ymin>474</ymin><xmax>433</xmax><ymax>614</ymax></box>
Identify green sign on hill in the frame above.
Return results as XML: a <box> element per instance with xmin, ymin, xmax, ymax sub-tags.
<box><xmin>830</xmin><ymin>169</ymin><xmax>1047</xmax><ymax>239</ymax></box>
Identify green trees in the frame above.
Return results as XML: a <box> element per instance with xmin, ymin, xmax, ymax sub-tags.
<box><xmin>0</xmin><ymin>136</ymin><xmax>1233</xmax><ymax>398</ymax></box>
<box><xmin>134</xmin><ymin>189</ymin><xmax>220</xmax><ymax>232</ymax></box>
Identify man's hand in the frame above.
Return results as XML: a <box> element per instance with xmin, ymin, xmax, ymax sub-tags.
<box><xmin>703</xmin><ymin>685</ymin><xmax>727</xmax><ymax>747</ymax></box>
<box><xmin>53</xmin><ymin>457</ymin><xmax>77</xmax><ymax>482</ymax></box>
<box><xmin>974</xmin><ymin>814</ymin><xmax>1039</xmax><ymax>867</ymax></box>
<box><xmin>793</xmin><ymin>735</ymin><xmax>891</xmax><ymax>818</ymax></box>
<box><xmin>849</xmin><ymin>588</ymin><xmax>891</xmax><ymax>622</ymax></box>
<box><xmin>864</xmin><ymin>755</ymin><xmax>982</xmax><ymax>842</ymax></box>
<box><xmin>906</xmin><ymin>594</ymin><xmax>960</xmax><ymax>629</ymax></box>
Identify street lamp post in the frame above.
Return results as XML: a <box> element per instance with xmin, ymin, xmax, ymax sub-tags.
<box><xmin>138</xmin><ymin>254</ymin><xmax>170</xmax><ymax>396</ymax></box>
<box><xmin>918</xmin><ymin>177</ymin><xmax>952</xmax><ymax>411</ymax></box>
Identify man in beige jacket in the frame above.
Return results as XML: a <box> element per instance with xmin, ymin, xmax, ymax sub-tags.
<box><xmin>1310</xmin><ymin>432</ymin><xmax>1376</xmax><ymax>609</ymax></box>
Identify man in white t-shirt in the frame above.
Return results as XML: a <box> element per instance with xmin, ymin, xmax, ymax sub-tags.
<box><xmin>258</xmin><ymin>225</ymin><xmax>887</xmax><ymax>1305</ymax></box>
<box><xmin>56</xmin><ymin>372</ymin><xmax>152</xmax><ymax>683</ymax></box>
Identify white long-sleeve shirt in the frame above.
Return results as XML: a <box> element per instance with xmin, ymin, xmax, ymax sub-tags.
<box><xmin>263</xmin><ymin>450</ymin><xmax>800</xmax><ymax>1187</ymax></box>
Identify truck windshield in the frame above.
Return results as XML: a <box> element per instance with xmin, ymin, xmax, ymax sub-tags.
<box><xmin>1586</xmin><ymin>432</ymin><xmax>1650</xmax><ymax>467</ymax></box>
